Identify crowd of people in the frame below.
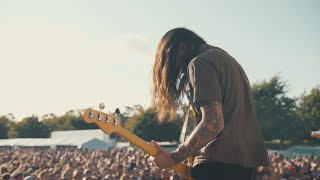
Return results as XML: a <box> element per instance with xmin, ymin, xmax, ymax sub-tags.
<box><xmin>0</xmin><ymin>147</ymin><xmax>319</xmax><ymax>180</ymax></box>
<box><xmin>0</xmin><ymin>147</ymin><xmax>179</xmax><ymax>180</ymax></box>
<box><xmin>256</xmin><ymin>152</ymin><xmax>320</xmax><ymax>180</ymax></box>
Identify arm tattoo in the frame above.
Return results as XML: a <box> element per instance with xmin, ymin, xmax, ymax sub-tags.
<box><xmin>170</xmin><ymin>101</ymin><xmax>224</xmax><ymax>164</ymax></box>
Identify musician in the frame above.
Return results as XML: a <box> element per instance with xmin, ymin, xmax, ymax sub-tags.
<box><xmin>150</xmin><ymin>28</ymin><xmax>270</xmax><ymax>180</ymax></box>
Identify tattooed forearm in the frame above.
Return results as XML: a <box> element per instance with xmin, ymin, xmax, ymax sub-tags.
<box><xmin>170</xmin><ymin>101</ymin><xmax>224</xmax><ymax>164</ymax></box>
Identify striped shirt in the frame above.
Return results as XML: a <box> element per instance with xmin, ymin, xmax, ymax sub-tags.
<box><xmin>187</xmin><ymin>44</ymin><xmax>270</xmax><ymax>167</ymax></box>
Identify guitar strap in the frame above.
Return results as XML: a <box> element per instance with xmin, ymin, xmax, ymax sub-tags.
<box><xmin>177</xmin><ymin>71</ymin><xmax>229</xmax><ymax>168</ymax></box>
<box><xmin>179</xmin><ymin>84</ymin><xmax>200</xmax><ymax>144</ymax></box>
<box><xmin>178</xmin><ymin>85</ymin><xmax>199</xmax><ymax>166</ymax></box>
<box><xmin>179</xmin><ymin>104</ymin><xmax>191</xmax><ymax>144</ymax></box>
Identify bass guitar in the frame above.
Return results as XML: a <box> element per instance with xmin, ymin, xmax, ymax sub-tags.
<box><xmin>82</xmin><ymin>104</ymin><xmax>192</xmax><ymax>180</ymax></box>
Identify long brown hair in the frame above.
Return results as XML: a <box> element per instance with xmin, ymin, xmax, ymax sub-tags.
<box><xmin>152</xmin><ymin>28</ymin><xmax>205</xmax><ymax>121</ymax></box>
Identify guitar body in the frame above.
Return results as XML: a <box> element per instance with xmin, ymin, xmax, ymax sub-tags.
<box><xmin>82</xmin><ymin>108</ymin><xmax>193</xmax><ymax>180</ymax></box>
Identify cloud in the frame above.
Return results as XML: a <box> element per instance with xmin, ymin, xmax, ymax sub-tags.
<box><xmin>0</xmin><ymin>17</ymin><xmax>155</xmax><ymax>119</ymax></box>
<box><xmin>0</xmin><ymin>16</ymin><xmax>155</xmax><ymax>82</ymax></box>
<box><xmin>0</xmin><ymin>17</ymin><xmax>154</xmax><ymax>65</ymax></box>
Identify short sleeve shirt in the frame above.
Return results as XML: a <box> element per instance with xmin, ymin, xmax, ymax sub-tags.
<box><xmin>186</xmin><ymin>44</ymin><xmax>270</xmax><ymax>167</ymax></box>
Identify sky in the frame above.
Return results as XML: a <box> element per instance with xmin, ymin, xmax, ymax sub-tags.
<box><xmin>0</xmin><ymin>0</ymin><xmax>319</xmax><ymax>120</ymax></box>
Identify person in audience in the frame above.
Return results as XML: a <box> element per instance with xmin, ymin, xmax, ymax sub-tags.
<box><xmin>0</xmin><ymin>147</ymin><xmax>319</xmax><ymax>180</ymax></box>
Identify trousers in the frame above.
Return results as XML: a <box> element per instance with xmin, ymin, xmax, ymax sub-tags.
<box><xmin>191</xmin><ymin>161</ymin><xmax>255</xmax><ymax>180</ymax></box>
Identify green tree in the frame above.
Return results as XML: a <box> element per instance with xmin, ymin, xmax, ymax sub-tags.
<box><xmin>42</xmin><ymin>110</ymin><xmax>97</xmax><ymax>131</ymax></box>
<box><xmin>122</xmin><ymin>105</ymin><xmax>144</xmax><ymax>126</ymax></box>
<box><xmin>124</xmin><ymin>107</ymin><xmax>183</xmax><ymax>142</ymax></box>
<box><xmin>296</xmin><ymin>86</ymin><xmax>320</xmax><ymax>144</ymax></box>
<box><xmin>0</xmin><ymin>115</ymin><xmax>10</xmax><ymax>139</ymax></box>
<box><xmin>14</xmin><ymin>116</ymin><xmax>50</xmax><ymax>138</ymax></box>
<box><xmin>0</xmin><ymin>114</ymin><xmax>16</xmax><ymax>139</ymax></box>
<box><xmin>69</xmin><ymin>112</ymin><xmax>98</xmax><ymax>130</ymax></box>
<box><xmin>252</xmin><ymin>76</ymin><xmax>302</xmax><ymax>143</ymax></box>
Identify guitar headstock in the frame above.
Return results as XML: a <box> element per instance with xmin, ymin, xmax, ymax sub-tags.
<box><xmin>82</xmin><ymin>103</ymin><xmax>121</xmax><ymax>135</ymax></box>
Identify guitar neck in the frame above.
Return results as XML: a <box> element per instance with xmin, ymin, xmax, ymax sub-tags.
<box><xmin>93</xmin><ymin>120</ymin><xmax>192</xmax><ymax>179</ymax></box>
<box><xmin>114</xmin><ymin>127</ymin><xmax>192</xmax><ymax>180</ymax></box>
<box><xmin>115</xmin><ymin>128</ymin><xmax>157</xmax><ymax>156</ymax></box>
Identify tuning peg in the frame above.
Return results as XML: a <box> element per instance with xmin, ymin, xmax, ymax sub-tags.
<box><xmin>106</xmin><ymin>117</ymin><xmax>112</xmax><ymax>123</ymax></box>
<box><xmin>98</xmin><ymin>103</ymin><xmax>105</xmax><ymax>121</ymax></box>
<box><xmin>114</xmin><ymin>108</ymin><xmax>120</xmax><ymax>125</ymax></box>
<box><xmin>89</xmin><ymin>106</ymin><xmax>95</xmax><ymax>118</ymax></box>
<box><xmin>99</xmin><ymin>103</ymin><xmax>105</xmax><ymax>110</ymax></box>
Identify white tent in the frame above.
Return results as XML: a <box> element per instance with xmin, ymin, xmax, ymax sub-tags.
<box><xmin>52</xmin><ymin>129</ymin><xmax>103</xmax><ymax>139</ymax></box>
<box><xmin>82</xmin><ymin>138</ymin><xmax>109</xmax><ymax>150</ymax></box>
<box><xmin>0</xmin><ymin>137</ymin><xmax>109</xmax><ymax>150</ymax></box>
<box><xmin>0</xmin><ymin>129</ymin><xmax>116</xmax><ymax>150</ymax></box>
<box><xmin>51</xmin><ymin>129</ymin><xmax>115</xmax><ymax>146</ymax></box>
<box><xmin>0</xmin><ymin>138</ymin><xmax>50</xmax><ymax>147</ymax></box>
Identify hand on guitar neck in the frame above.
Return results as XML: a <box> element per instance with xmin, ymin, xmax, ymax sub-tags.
<box><xmin>150</xmin><ymin>140</ymin><xmax>193</xmax><ymax>179</ymax></box>
<box><xmin>150</xmin><ymin>140</ymin><xmax>176</xmax><ymax>169</ymax></box>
